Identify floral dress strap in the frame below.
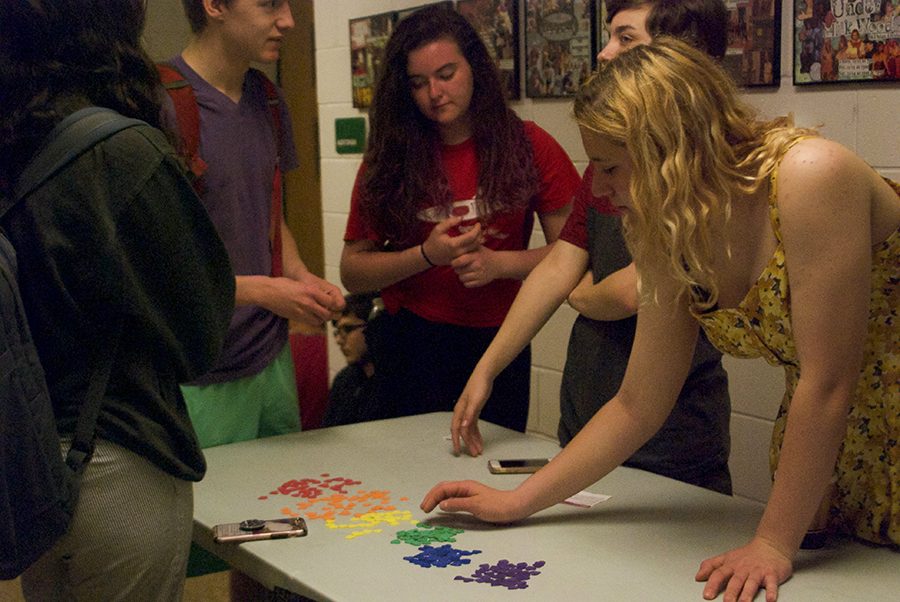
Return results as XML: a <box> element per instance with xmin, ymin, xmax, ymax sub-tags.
<box><xmin>766</xmin><ymin>170</ymin><xmax>783</xmax><ymax>244</ymax></box>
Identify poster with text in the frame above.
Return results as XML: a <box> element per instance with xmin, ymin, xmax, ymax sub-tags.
<box><xmin>458</xmin><ymin>0</ymin><xmax>521</xmax><ymax>99</ymax></box>
<box><xmin>794</xmin><ymin>0</ymin><xmax>900</xmax><ymax>83</ymax></box>
<box><xmin>525</xmin><ymin>0</ymin><xmax>595</xmax><ymax>98</ymax></box>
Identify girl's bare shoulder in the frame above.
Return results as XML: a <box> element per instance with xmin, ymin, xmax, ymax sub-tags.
<box><xmin>776</xmin><ymin>138</ymin><xmax>873</xmax><ymax>215</ymax></box>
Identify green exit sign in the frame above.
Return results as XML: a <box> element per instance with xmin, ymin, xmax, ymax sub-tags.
<box><xmin>335</xmin><ymin>117</ymin><xmax>366</xmax><ymax>154</ymax></box>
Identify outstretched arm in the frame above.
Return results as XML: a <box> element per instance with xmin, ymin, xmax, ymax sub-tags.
<box><xmin>451</xmin><ymin>239</ymin><xmax>589</xmax><ymax>455</ymax></box>
<box><xmin>427</xmin><ymin>268</ymin><xmax>698</xmax><ymax>518</ymax></box>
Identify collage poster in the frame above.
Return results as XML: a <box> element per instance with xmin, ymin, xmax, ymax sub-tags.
<box><xmin>795</xmin><ymin>0</ymin><xmax>900</xmax><ymax>83</ymax></box>
<box><xmin>525</xmin><ymin>0</ymin><xmax>595</xmax><ymax>98</ymax></box>
<box><xmin>350</xmin><ymin>12</ymin><xmax>395</xmax><ymax>108</ymax></box>
<box><xmin>723</xmin><ymin>1</ymin><xmax>781</xmax><ymax>86</ymax></box>
<box><xmin>458</xmin><ymin>0</ymin><xmax>521</xmax><ymax>99</ymax></box>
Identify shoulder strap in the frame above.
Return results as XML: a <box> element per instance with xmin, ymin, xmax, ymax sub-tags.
<box><xmin>65</xmin><ymin>327</ymin><xmax>120</xmax><ymax>476</ymax></box>
<box><xmin>248</xmin><ymin>68</ymin><xmax>283</xmax><ymax>146</ymax></box>
<box><xmin>8</xmin><ymin>108</ymin><xmax>145</xmax><ymax>211</ymax></box>
<box><xmin>157</xmin><ymin>62</ymin><xmax>208</xmax><ymax>185</ymax></box>
<box><xmin>249</xmin><ymin>68</ymin><xmax>286</xmax><ymax>278</ymax></box>
<box><xmin>6</xmin><ymin>106</ymin><xmax>134</xmax><ymax>475</ymax></box>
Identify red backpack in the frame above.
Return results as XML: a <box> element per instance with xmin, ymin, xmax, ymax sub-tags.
<box><xmin>157</xmin><ymin>63</ymin><xmax>285</xmax><ymax>277</ymax></box>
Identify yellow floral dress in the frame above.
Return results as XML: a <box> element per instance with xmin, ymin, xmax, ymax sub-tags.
<box><xmin>692</xmin><ymin>173</ymin><xmax>899</xmax><ymax>546</ymax></box>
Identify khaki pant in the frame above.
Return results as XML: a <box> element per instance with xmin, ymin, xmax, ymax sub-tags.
<box><xmin>22</xmin><ymin>438</ymin><xmax>193</xmax><ymax>602</ymax></box>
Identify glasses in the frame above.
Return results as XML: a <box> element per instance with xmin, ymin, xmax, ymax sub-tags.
<box><xmin>332</xmin><ymin>323</ymin><xmax>365</xmax><ymax>338</ymax></box>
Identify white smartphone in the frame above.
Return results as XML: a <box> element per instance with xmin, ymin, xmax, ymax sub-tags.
<box><xmin>487</xmin><ymin>458</ymin><xmax>551</xmax><ymax>474</ymax></box>
<box><xmin>213</xmin><ymin>517</ymin><xmax>308</xmax><ymax>543</ymax></box>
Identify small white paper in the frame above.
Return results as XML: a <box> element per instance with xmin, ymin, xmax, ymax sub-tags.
<box><xmin>563</xmin><ymin>491</ymin><xmax>611</xmax><ymax>508</ymax></box>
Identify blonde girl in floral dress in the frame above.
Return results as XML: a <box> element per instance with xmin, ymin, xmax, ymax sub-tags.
<box><xmin>421</xmin><ymin>37</ymin><xmax>899</xmax><ymax>602</ymax></box>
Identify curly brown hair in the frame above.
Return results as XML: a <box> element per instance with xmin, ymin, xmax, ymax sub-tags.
<box><xmin>360</xmin><ymin>5</ymin><xmax>539</xmax><ymax>246</ymax></box>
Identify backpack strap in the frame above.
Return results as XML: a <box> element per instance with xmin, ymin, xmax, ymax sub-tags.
<box><xmin>9</xmin><ymin>107</ymin><xmax>146</xmax><ymax>209</ymax></box>
<box><xmin>270</xmin><ymin>160</ymin><xmax>284</xmax><ymax>278</ymax></box>
<box><xmin>254</xmin><ymin>70</ymin><xmax>286</xmax><ymax>278</ymax></box>
<box><xmin>157</xmin><ymin>62</ymin><xmax>209</xmax><ymax>187</ymax></box>
<box><xmin>65</xmin><ymin>329</ymin><xmax>120</xmax><ymax>475</ymax></box>
<box><xmin>8</xmin><ymin>106</ymin><xmax>136</xmax><ymax>474</ymax></box>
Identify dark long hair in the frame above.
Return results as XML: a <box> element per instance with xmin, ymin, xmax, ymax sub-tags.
<box><xmin>362</xmin><ymin>5</ymin><xmax>538</xmax><ymax>245</ymax></box>
<box><xmin>606</xmin><ymin>0</ymin><xmax>728</xmax><ymax>59</ymax></box>
<box><xmin>0</xmin><ymin>0</ymin><xmax>164</xmax><ymax>193</ymax></box>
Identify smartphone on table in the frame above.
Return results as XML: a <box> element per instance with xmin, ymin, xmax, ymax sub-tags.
<box><xmin>213</xmin><ymin>517</ymin><xmax>308</xmax><ymax>543</ymax></box>
<box><xmin>487</xmin><ymin>458</ymin><xmax>551</xmax><ymax>474</ymax></box>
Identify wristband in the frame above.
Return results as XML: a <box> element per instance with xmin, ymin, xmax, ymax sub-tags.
<box><xmin>420</xmin><ymin>243</ymin><xmax>436</xmax><ymax>267</ymax></box>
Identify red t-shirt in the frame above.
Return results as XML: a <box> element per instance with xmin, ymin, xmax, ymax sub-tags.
<box><xmin>558</xmin><ymin>164</ymin><xmax>619</xmax><ymax>250</ymax></box>
<box><xmin>344</xmin><ymin>121</ymin><xmax>579</xmax><ymax>327</ymax></box>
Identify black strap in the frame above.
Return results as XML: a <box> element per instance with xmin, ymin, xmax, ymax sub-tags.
<box><xmin>8</xmin><ymin>107</ymin><xmax>141</xmax><ymax>473</ymax></box>
<box><xmin>10</xmin><ymin>107</ymin><xmax>146</xmax><ymax>205</ymax></box>
<box><xmin>64</xmin><ymin>323</ymin><xmax>121</xmax><ymax>475</ymax></box>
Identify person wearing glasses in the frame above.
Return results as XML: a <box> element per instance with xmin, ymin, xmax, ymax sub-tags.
<box><xmin>323</xmin><ymin>292</ymin><xmax>388</xmax><ymax>427</ymax></box>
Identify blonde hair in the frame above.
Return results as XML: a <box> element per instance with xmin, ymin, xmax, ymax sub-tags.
<box><xmin>574</xmin><ymin>37</ymin><xmax>818</xmax><ymax>309</ymax></box>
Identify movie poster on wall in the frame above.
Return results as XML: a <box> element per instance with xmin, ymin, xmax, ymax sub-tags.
<box><xmin>349</xmin><ymin>12</ymin><xmax>395</xmax><ymax>109</ymax></box>
<box><xmin>723</xmin><ymin>0</ymin><xmax>781</xmax><ymax>86</ymax></box>
<box><xmin>458</xmin><ymin>0</ymin><xmax>521</xmax><ymax>100</ymax></box>
<box><xmin>794</xmin><ymin>0</ymin><xmax>900</xmax><ymax>84</ymax></box>
<box><xmin>525</xmin><ymin>0</ymin><xmax>596</xmax><ymax>98</ymax></box>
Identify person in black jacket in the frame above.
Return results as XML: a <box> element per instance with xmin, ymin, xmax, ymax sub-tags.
<box><xmin>0</xmin><ymin>1</ymin><xmax>234</xmax><ymax>600</ymax></box>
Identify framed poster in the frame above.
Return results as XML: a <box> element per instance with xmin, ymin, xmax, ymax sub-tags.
<box><xmin>525</xmin><ymin>0</ymin><xmax>596</xmax><ymax>98</ymax></box>
<box><xmin>349</xmin><ymin>11</ymin><xmax>395</xmax><ymax>109</ymax></box>
<box><xmin>722</xmin><ymin>0</ymin><xmax>781</xmax><ymax>86</ymax></box>
<box><xmin>397</xmin><ymin>1</ymin><xmax>454</xmax><ymax>22</ymax></box>
<box><xmin>794</xmin><ymin>0</ymin><xmax>900</xmax><ymax>84</ymax></box>
<box><xmin>598</xmin><ymin>0</ymin><xmax>608</xmax><ymax>48</ymax></box>
<box><xmin>458</xmin><ymin>0</ymin><xmax>521</xmax><ymax>100</ymax></box>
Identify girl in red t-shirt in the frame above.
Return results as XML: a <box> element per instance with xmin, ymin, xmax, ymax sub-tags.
<box><xmin>340</xmin><ymin>5</ymin><xmax>579</xmax><ymax>431</ymax></box>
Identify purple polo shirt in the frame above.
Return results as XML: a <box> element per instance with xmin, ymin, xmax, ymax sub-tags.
<box><xmin>166</xmin><ymin>56</ymin><xmax>299</xmax><ymax>384</ymax></box>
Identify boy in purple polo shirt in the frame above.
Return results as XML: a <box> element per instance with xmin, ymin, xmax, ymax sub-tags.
<box><xmin>171</xmin><ymin>0</ymin><xmax>343</xmax><ymax>448</ymax></box>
